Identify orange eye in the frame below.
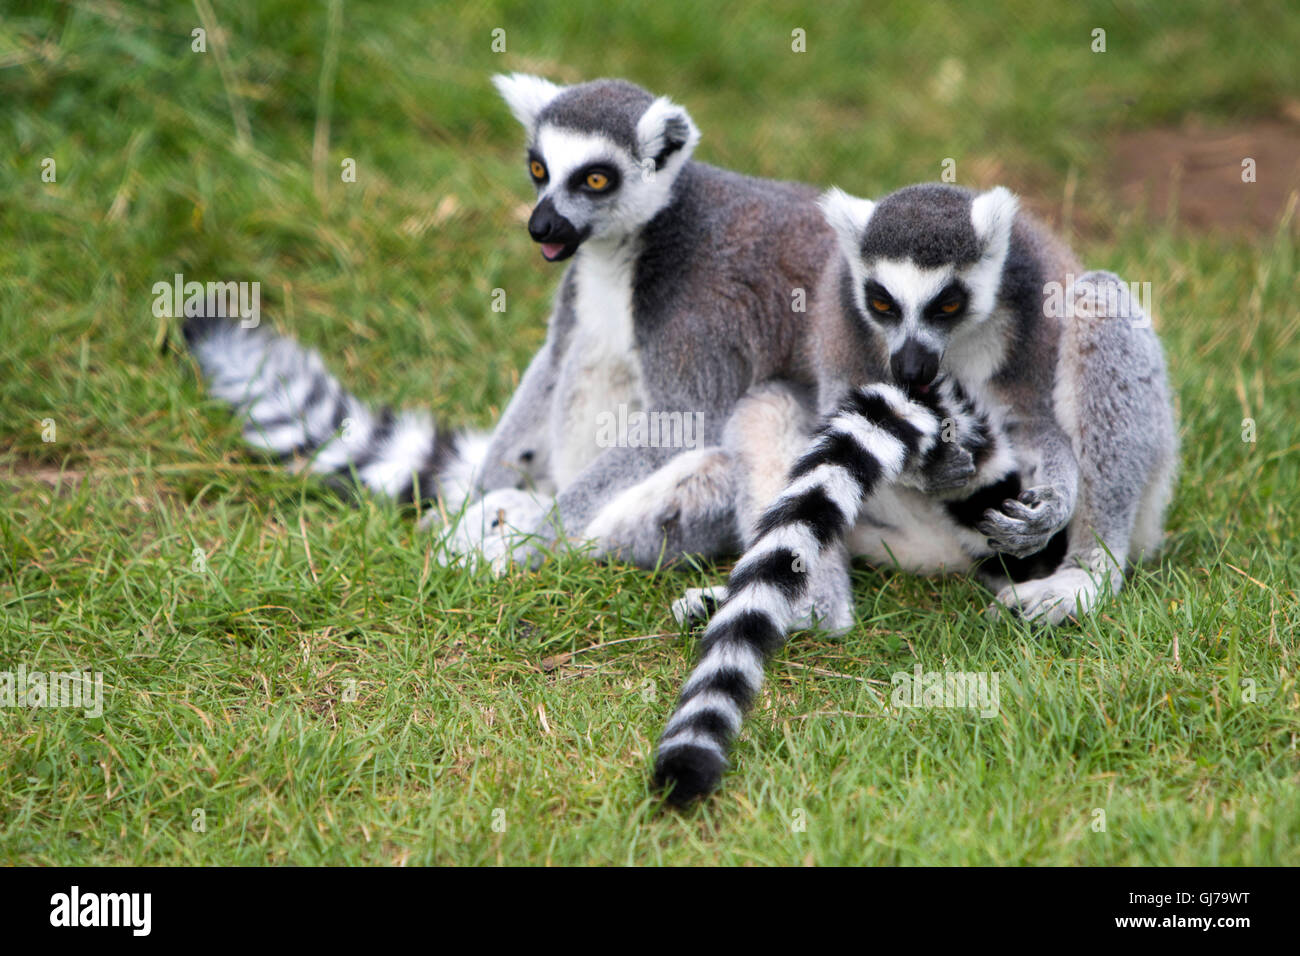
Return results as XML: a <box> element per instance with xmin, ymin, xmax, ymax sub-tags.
<box><xmin>585</xmin><ymin>171</ymin><xmax>610</xmax><ymax>190</ymax></box>
<box><xmin>870</xmin><ymin>298</ymin><xmax>892</xmax><ymax>313</ymax></box>
<box><xmin>529</xmin><ymin>160</ymin><xmax>547</xmax><ymax>180</ymax></box>
<box><xmin>940</xmin><ymin>299</ymin><xmax>962</xmax><ymax>314</ymax></box>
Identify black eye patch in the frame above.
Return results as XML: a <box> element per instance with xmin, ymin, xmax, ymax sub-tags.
<box><xmin>926</xmin><ymin>282</ymin><xmax>968</xmax><ymax>319</ymax></box>
<box><xmin>567</xmin><ymin>163</ymin><xmax>621</xmax><ymax>194</ymax></box>
<box><xmin>863</xmin><ymin>280</ymin><xmax>900</xmax><ymax>319</ymax></box>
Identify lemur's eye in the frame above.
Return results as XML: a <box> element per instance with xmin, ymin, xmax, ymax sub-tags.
<box><xmin>585</xmin><ymin>171</ymin><xmax>610</xmax><ymax>190</ymax></box>
<box><xmin>529</xmin><ymin>160</ymin><xmax>547</xmax><ymax>180</ymax></box>
<box><xmin>869</xmin><ymin>298</ymin><xmax>893</xmax><ymax>314</ymax></box>
<box><xmin>931</xmin><ymin>286</ymin><xmax>967</xmax><ymax>317</ymax></box>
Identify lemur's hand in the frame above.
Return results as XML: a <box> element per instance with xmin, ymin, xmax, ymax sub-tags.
<box><xmin>978</xmin><ymin>484</ymin><xmax>1071</xmax><ymax>557</ymax></box>
<box><xmin>898</xmin><ymin>382</ymin><xmax>979</xmax><ymax>494</ymax></box>
<box><xmin>671</xmin><ymin>586</ymin><xmax>727</xmax><ymax>625</ymax></box>
<box><xmin>916</xmin><ymin>440</ymin><xmax>977</xmax><ymax>493</ymax></box>
<box><xmin>433</xmin><ymin>488</ymin><xmax>552</xmax><ymax>575</ymax></box>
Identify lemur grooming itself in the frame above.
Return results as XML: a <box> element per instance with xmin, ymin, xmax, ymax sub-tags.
<box><xmin>183</xmin><ymin>75</ymin><xmax>961</xmax><ymax>601</ymax></box>
<box><xmin>655</xmin><ymin>183</ymin><xmax>1178</xmax><ymax>804</ymax></box>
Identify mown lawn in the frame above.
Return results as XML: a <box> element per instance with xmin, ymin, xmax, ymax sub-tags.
<box><xmin>1</xmin><ymin>0</ymin><xmax>1297</xmax><ymax>864</ymax></box>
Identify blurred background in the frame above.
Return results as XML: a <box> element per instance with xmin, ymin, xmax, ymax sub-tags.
<box><xmin>2</xmin><ymin>0</ymin><xmax>1297</xmax><ymax>459</ymax></box>
<box><xmin>2</xmin><ymin>0</ymin><xmax>1299</xmax><ymax>867</ymax></box>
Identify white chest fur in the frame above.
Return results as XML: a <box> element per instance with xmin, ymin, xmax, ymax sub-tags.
<box><xmin>945</xmin><ymin>308</ymin><xmax>1013</xmax><ymax>387</ymax></box>
<box><xmin>847</xmin><ymin>486</ymin><xmax>982</xmax><ymax>573</ymax></box>
<box><xmin>551</xmin><ymin>241</ymin><xmax>648</xmax><ymax>489</ymax></box>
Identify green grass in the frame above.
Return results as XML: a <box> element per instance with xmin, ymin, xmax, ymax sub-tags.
<box><xmin>2</xmin><ymin>0</ymin><xmax>1298</xmax><ymax>865</ymax></box>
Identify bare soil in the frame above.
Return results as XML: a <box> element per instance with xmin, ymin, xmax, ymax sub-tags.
<box><xmin>1110</xmin><ymin>113</ymin><xmax>1300</xmax><ymax>234</ymax></box>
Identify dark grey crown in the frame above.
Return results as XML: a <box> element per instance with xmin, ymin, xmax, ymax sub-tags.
<box><xmin>860</xmin><ymin>183</ymin><xmax>981</xmax><ymax>268</ymax></box>
<box><xmin>536</xmin><ymin>79</ymin><xmax>656</xmax><ymax>155</ymax></box>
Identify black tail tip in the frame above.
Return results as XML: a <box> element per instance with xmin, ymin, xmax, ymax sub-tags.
<box><xmin>180</xmin><ymin>313</ymin><xmax>233</xmax><ymax>347</ymax></box>
<box><xmin>653</xmin><ymin>745</ymin><xmax>727</xmax><ymax>806</ymax></box>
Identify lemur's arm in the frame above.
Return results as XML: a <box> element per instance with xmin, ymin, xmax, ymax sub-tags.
<box><xmin>977</xmin><ymin>385</ymin><xmax>1078</xmax><ymax>558</ymax></box>
<box><xmin>501</xmin><ymin>313</ymin><xmax>746</xmax><ymax>558</ymax></box>
<box><xmin>812</xmin><ymin>319</ymin><xmax>978</xmax><ymax>497</ymax></box>
<box><xmin>817</xmin><ymin>377</ymin><xmax>979</xmax><ymax>496</ymax></box>
<box><xmin>523</xmin><ymin>392</ymin><xmax>730</xmax><ymax>555</ymax></box>
<box><xmin>553</xmin><ymin>440</ymin><xmax>690</xmax><ymax>537</ymax></box>
<box><xmin>472</xmin><ymin>340</ymin><xmax>559</xmax><ymax>497</ymax></box>
<box><xmin>425</xmin><ymin>337</ymin><xmax>561</xmax><ymax>567</ymax></box>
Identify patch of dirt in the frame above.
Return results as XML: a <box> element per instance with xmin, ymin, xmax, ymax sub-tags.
<box><xmin>1110</xmin><ymin>112</ymin><xmax>1300</xmax><ymax>234</ymax></box>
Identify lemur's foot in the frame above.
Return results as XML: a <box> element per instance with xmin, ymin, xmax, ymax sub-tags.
<box><xmin>432</xmin><ymin>488</ymin><xmax>550</xmax><ymax>576</ymax></box>
<box><xmin>792</xmin><ymin>591</ymin><xmax>855</xmax><ymax>634</ymax></box>
<box><xmin>671</xmin><ymin>586</ymin><xmax>728</xmax><ymax>625</ymax></box>
<box><xmin>978</xmin><ymin>484</ymin><xmax>1071</xmax><ymax>557</ymax></box>
<box><xmin>672</xmin><ymin>572</ymin><xmax>854</xmax><ymax>634</ymax></box>
<box><xmin>987</xmin><ymin>568</ymin><xmax>1102</xmax><ymax>625</ymax></box>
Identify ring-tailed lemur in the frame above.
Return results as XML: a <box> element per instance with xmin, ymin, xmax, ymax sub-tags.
<box><xmin>185</xmin><ymin>75</ymin><xmax>968</xmax><ymax>601</ymax></box>
<box><xmin>655</xmin><ymin>182</ymin><xmax>1177</xmax><ymax>803</ymax></box>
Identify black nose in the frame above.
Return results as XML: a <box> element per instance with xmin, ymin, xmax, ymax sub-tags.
<box><xmin>890</xmin><ymin>341</ymin><xmax>940</xmax><ymax>393</ymax></box>
<box><xmin>528</xmin><ymin>197</ymin><xmax>577</xmax><ymax>243</ymax></box>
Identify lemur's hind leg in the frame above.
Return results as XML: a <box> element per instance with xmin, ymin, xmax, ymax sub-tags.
<box><xmin>587</xmin><ymin>382</ymin><xmax>834</xmax><ymax>594</ymax></box>
<box><xmin>671</xmin><ymin>382</ymin><xmax>855</xmax><ymax>632</ymax></box>
<box><xmin>994</xmin><ymin>271</ymin><xmax>1176</xmax><ymax>624</ymax></box>
<box><xmin>583</xmin><ymin>446</ymin><xmax>740</xmax><ymax>565</ymax></box>
<box><xmin>436</xmin><ymin>445</ymin><xmax>739</xmax><ymax>574</ymax></box>
<box><xmin>434</xmin><ymin>487</ymin><xmax>555</xmax><ymax>573</ymax></box>
<box><xmin>446</xmin><ymin>389</ymin><xmax>801</xmax><ymax>574</ymax></box>
<box><xmin>728</xmin><ymin>382</ymin><xmax>856</xmax><ymax>631</ymax></box>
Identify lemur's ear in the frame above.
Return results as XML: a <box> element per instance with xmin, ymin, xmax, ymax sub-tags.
<box><xmin>492</xmin><ymin>73</ymin><xmax>564</xmax><ymax>130</ymax></box>
<box><xmin>819</xmin><ymin>188</ymin><xmax>876</xmax><ymax>264</ymax></box>
<box><xmin>970</xmin><ymin>186</ymin><xmax>1019</xmax><ymax>257</ymax></box>
<box><xmin>637</xmin><ymin>97</ymin><xmax>701</xmax><ymax>170</ymax></box>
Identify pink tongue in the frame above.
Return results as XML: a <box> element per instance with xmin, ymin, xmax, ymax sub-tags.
<box><xmin>541</xmin><ymin>243</ymin><xmax>565</xmax><ymax>260</ymax></box>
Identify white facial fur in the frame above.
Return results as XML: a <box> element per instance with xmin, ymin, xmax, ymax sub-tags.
<box><xmin>819</xmin><ymin>187</ymin><xmax>875</xmax><ymax>274</ymax></box>
<box><xmin>494</xmin><ymin>73</ymin><xmax>701</xmax><ymax>244</ymax></box>
<box><xmin>492</xmin><ymin>72</ymin><xmax>564</xmax><ymax>129</ymax></box>
<box><xmin>867</xmin><ymin>258</ymin><xmax>958</xmax><ymax>356</ymax></box>
<box><xmin>532</xmin><ymin>126</ymin><xmax>639</xmax><ymax>241</ymax></box>
<box><xmin>531</xmin><ymin>116</ymin><xmax>698</xmax><ymax>242</ymax></box>
<box><xmin>819</xmin><ymin>185</ymin><xmax>1020</xmax><ymax>383</ymax></box>
<box><xmin>967</xmin><ymin>186</ymin><xmax>1018</xmax><ymax>317</ymax></box>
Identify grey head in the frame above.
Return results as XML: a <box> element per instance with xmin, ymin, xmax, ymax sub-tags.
<box><xmin>820</xmin><ymin>182</ymin><xmax>1020</xmax><ymax>393</ymax></box>
<box><xmin>492</xmin><ymin>73</ymin><xmax>701</xmax><ymax>262</ymax></box>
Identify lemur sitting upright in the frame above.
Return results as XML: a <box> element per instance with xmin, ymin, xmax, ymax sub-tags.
<box><xmin>183</xmin><ymin>75</ymin><xmax>970</xmax><ymax>607</ymax></box>
<box><xmin>655</xmin><ymin>183</ymin><xmax>1178</xmax><ymax>803</ymax></box>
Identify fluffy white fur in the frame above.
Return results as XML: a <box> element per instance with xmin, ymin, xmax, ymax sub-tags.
<box><xmin>819</xmin><ymin>187</ymin><xmax>876</xmax><ymax>303</ymax></box>
<box><xmin>491</xmin><ymin>72</ymin><xmax>563</xmax><ymax>129</ymax></box>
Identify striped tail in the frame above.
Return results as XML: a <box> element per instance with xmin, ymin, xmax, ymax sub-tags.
<box><xmin>652</xmin><ymin>382</ymin><xmax>944</xmax><ymax>804</ymax></box>
<box><xmin>183</xmin><ymin>317</ymin><xmax>486</xmax><ymax>507</ymax></box>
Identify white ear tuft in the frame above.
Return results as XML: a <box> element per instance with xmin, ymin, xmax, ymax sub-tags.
<box><xmin>636</xmin><ymin>96</ymin><xmax>701</xmax><ymax>169</ymax></box>
<box><xmin>970</xmin><ymin>186</ymin><xmax>1019</xmax><ymax>253</ymax></box>
<box><xmin>818</xmin><ymin>187</ymin><xmax>876</xmax><ymax>264</ymax></box>
<box><xmin>492</xmin><ymin>73</ymin><xmax>564</xmax><ymax>130</ymax></box>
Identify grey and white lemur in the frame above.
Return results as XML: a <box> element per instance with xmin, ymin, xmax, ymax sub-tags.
<box><xmin>186</xmin><ymin>75</ymin><xmax>962</xmax><ymax>597</ymax></box>
<box><xmin>654</xmin><ymin>182</ymin><xmax>1178</xmax><ymax>803</ymax></box>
